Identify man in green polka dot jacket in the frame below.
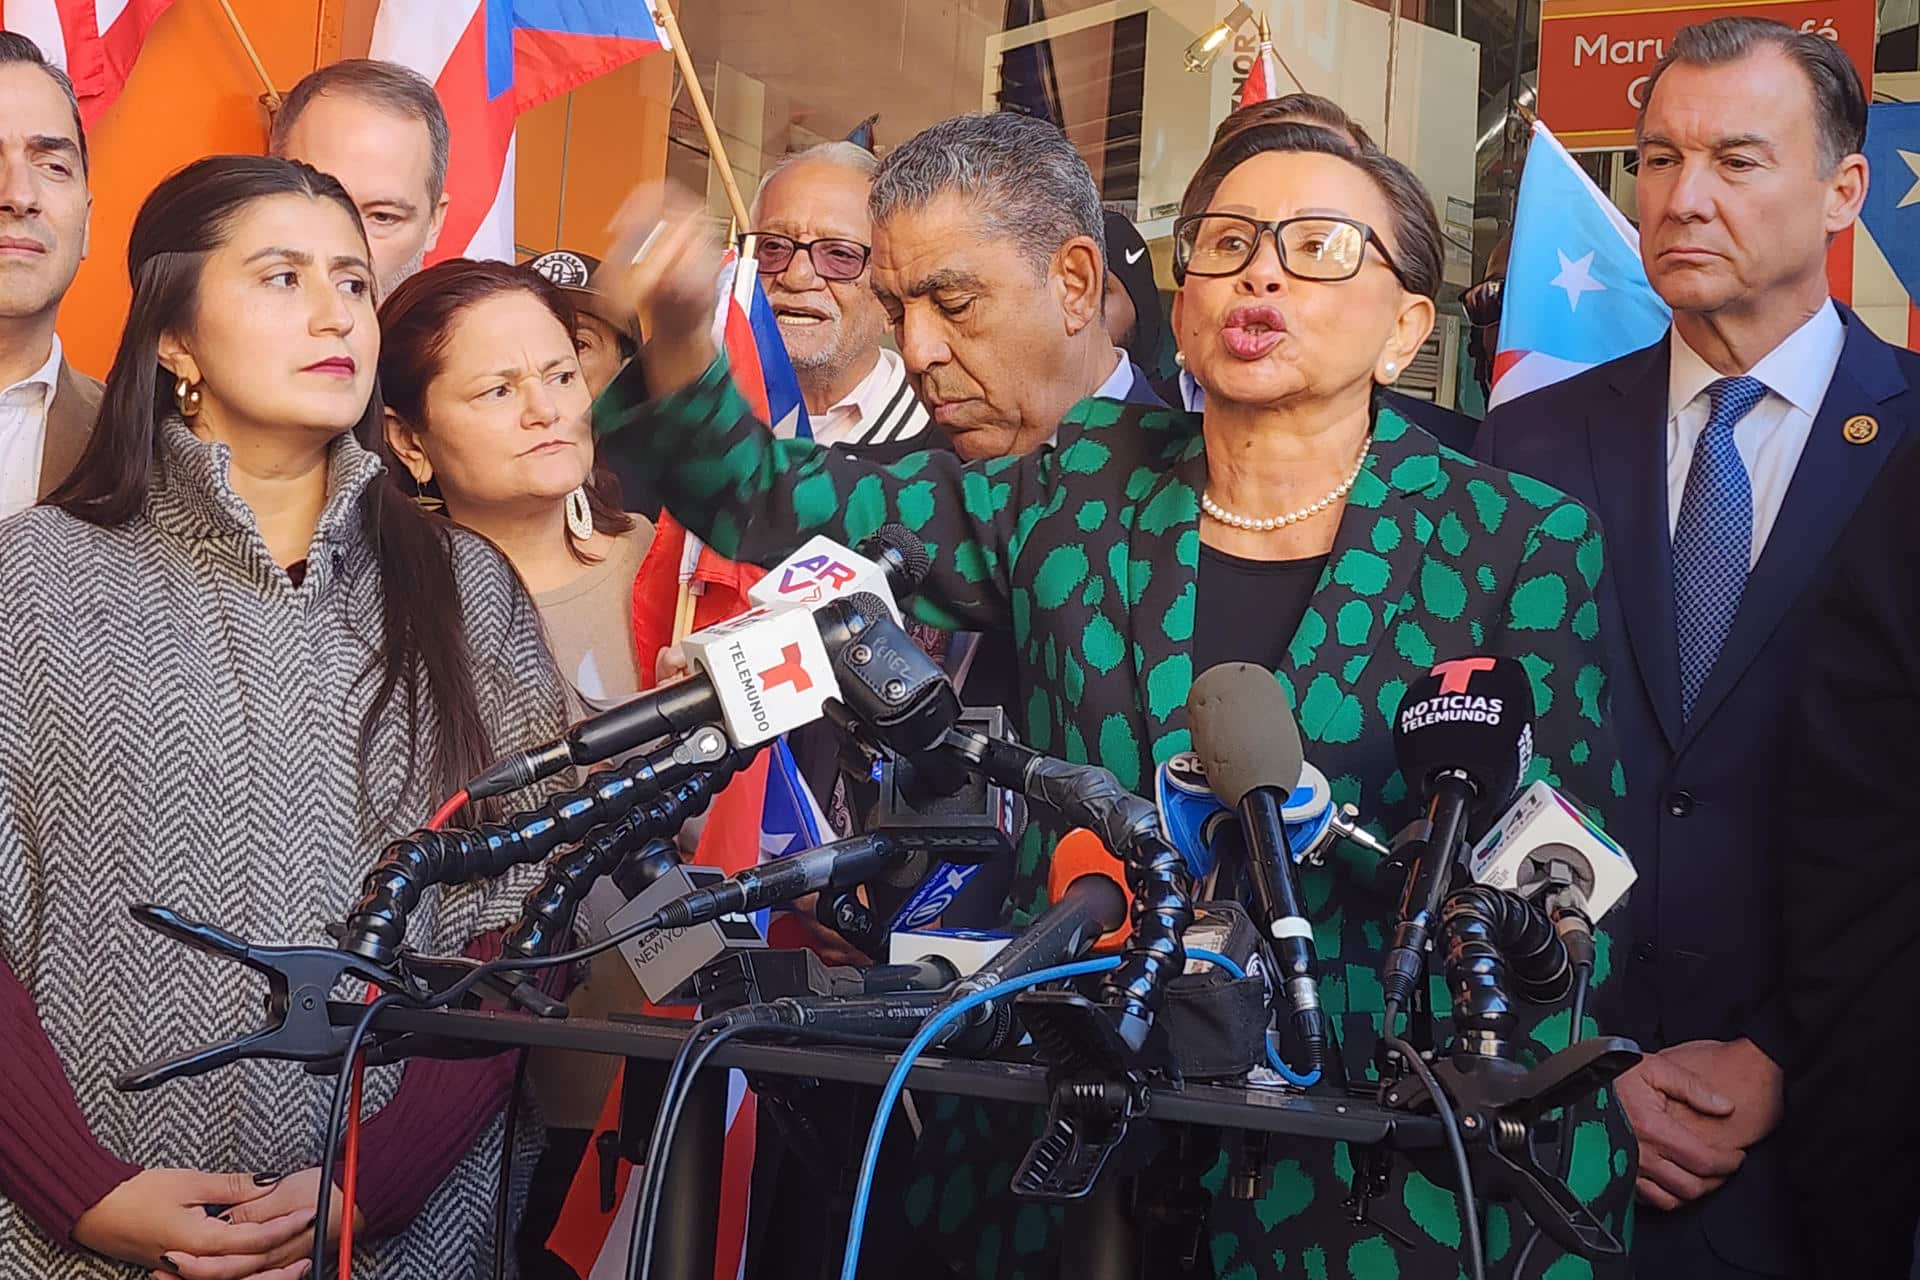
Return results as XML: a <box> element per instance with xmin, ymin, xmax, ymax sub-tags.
<box><xmin>599</xmin><ymin>119</ymin><xmax>1635</xmax><ymax>1279</ymax></box>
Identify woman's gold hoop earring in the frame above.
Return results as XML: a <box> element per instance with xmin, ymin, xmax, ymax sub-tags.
<box><xmin>174</xmin><ymin>376</ymin><xmax>203</xmax><ymax>419</ymax></box>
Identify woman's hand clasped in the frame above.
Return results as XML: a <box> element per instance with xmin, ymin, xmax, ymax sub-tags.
<box><xmin>70</xmin><ymin>1168</ymin><xmax>315</xmax><ymax>1279</ymax></box>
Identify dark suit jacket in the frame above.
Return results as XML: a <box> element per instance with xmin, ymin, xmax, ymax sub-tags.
<box><xmin>1778</xmin><ymin>438</ymin><xmax>1920</xmax><ymax>1277</ymax></box>
<box><xmin>35</xmin><ymin>360</ymin><xmax>101</xmax><ymax>499</ymax></box>
<box><xmin>1475</xmin><ymin>305</ymin><xmax>1920</xmax><ymax>1277</ymax></box>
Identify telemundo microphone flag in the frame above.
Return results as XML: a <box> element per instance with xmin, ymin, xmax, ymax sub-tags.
<box><xmin>1487</xmin><ymin>120</ymin><xmax>1670</xmax><ymax>409</ymax></box>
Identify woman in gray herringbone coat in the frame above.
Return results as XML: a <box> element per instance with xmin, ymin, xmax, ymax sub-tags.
<box><xmin>0</xmin><ymin>157</ymin><xmax>570</xmax><ymax>1279</ymax></box>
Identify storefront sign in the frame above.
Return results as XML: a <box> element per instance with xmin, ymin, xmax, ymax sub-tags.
<box><xmin>1535</xmin><ymin>0</ymin><xmax>1874</xmax><ymax>151</ymax></box>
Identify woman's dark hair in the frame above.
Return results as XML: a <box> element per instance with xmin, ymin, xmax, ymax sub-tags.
<box><xmin>377</xmin><ymin>257</ymin><xmax>633</xmax><ymax>565</ymax></box>
<box><xmin>1212</xmin><ymin>92</ymin><xmax>1374</xmax><ymax>152</ymax></box>
<box><xmin>49</xmin><ymin>155</ymin><xmax>500</xmax><ymax>810</ymax></box>
<box><xmin>1178</xmin><ymin>121</ymin><xmax>1444</xmax><ymax>300</ymax></box>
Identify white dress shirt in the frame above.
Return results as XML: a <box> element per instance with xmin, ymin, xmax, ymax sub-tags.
<box><xmin>1666</xmin><ymin>302</ymin><xmax>1844</xmax><ymax>568</ymax></box>
<box><xmin>807</xmin><ymin>347</ymin><xmax>931</xmax><ymax>449</ymax></box>
<box><xmin>0</xmin><ymin>336</ymin><xmax>62</xmax><ymax>522</ymax></box>
<box><xmin>1043</xmin><ymin>348</ymin><xmax>1134</xmax><ymax>449</ymax></box>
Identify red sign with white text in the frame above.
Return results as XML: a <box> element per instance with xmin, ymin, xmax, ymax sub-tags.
<box><xmin>1535</xmin><ymin>0</ymin><xmax>1874</xmax><ymax>151</ymax></box>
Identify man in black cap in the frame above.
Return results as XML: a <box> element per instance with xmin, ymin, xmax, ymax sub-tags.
<box><xmin>1102</xmin><ymin>208</ymin><xmax>1173</xmax><ymax>385</ymax></box>
<box><xmin>526</xmin><ymin>248</ymin><xmax>641</xmax><ymax>399</ymax></box>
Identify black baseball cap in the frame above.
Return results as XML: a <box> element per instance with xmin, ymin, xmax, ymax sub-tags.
<box><xmin>1102</xmin><ymin>210</ymin><xmax>1166</xmax><ymax>375</ymax></box>
<box><xmin>526</xmin><ymin>249</ymin><xmax>639</xmax><ymax>342</ymax></box>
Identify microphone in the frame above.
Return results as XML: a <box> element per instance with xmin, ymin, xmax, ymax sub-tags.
<box><xmin>1045</xmin><ymin>828</ymin><xmax>1134</xmax><ymax>954</ymax></box>
<box><xmin>740</xmin><ymin>844</ymin><xmax>1128</xmax><ymax>1054</ymax></box>
<box><xmin>1156</xmin><ymin>751</ymin><xmax>1390</xmax><ymax>879</ymax></box>
<box><xmin>639</xmin><ymin>827</ymin><xmax>1007</xmax><ymax>934</ymax></box>
<box><xmin>1379</xmin><ymin>655</ymin><xmax>1536</xmax><ymax>1013</ymax></box>
<box><xmin>594</xmin><ymin>842</ymin><xmax>772</xmax><ymax>1003</ymax></box>
<box><xmin>1186</xmin><ymin>662</ymin><xmax>1327</xmax><ymax>1075</ymax></box>
<box><xmin>932</xmin><ymin>856</ymin><xmax>1130</xmax><ymax>1049</ymax></box>
<box><xmin>464</xmin><ymin>529</ymin><xmax>930</xmax><ymax>801</ymax></box>
<box><xmin>1469</xmin><ymin>779</ymin><xmax>1637</xmax><ymax>973</ymax></box>
<box><xmin>746</xmin><ymin>522</ymin><xmax>931</xmax><ymax>622</ymax></box>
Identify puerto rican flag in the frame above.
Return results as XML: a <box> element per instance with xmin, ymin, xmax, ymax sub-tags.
<box><xmin>3</xmin><ymin>0</ymin><xmax>174</xmax><ymax>124</ymax></box>
<box><xmin>1838</xmin><ymin>102</ymin><xmax>1920</xmax><ymax>351</ymax></box>
<box><xmin>1486</xmin><ymin>121</ymin><xmax>1670</xmax><ymax>409</ymax></box>
<box><xmin>369</xmin><ymin>0</ymin><xmax>667</xmax><ymax>264</ymax></box>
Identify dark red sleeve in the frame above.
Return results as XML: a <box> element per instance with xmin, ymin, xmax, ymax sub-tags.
<box><xmin>0</xmin><ymin>954</ymin><xmax>142</xmax><ymax>1247</ymax></box>
<box><xmin>351</xmin><ymin>932</ymin><xmax>522</xmax><ymax>1240</ymax></box>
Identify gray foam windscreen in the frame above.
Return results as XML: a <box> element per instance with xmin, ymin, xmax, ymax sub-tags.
<box><xmin>1186</xmin><ymin>661</ymin><xmax>1306</xmax><ymax>807</ymax></box>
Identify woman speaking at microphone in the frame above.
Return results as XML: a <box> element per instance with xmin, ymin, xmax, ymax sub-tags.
<box><xmin>0</xmin><ymin>158</ymin><xmax>569</xmax><ymax>1278</ymax></box>
<box><xmin>597</xmin><ymin>120</ymin><xmax>1632</xmax><ymax>1277</ymax></box>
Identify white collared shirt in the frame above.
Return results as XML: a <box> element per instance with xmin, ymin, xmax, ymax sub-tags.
<box><xmin>1666</xmin><ymin>301</ymin><xmax>1844</xmax><ymax>568</ymax></box>
<box><xmin>807</xmin><ymin>348</ymin><xmax>931</xmax><ymax>450</ymax></box>
<box><xmin>0</xmin><ymin>336</ymin><xmax>63</xmax><ymax>522</ymax></box>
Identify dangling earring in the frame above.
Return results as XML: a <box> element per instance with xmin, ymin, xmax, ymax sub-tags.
<box><xmin>565</xmin><ymin>485</ymin><xmax>594</xmax><ymax>542</ymax></box>
<box><xmin>174</xmin><ymin>375</ymin><xmax>202</xmax><ymax>419</ymax></box>
<box><xmin>413</xmin><ymin>472</ymin><xmax>444</xmax><ymax>514</ymax></box>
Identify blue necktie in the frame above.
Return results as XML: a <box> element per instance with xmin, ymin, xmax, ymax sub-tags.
<box><xmin>1672</xmin><ymin>375</ymin><xmax>1766</xmax><ymax>719</ymax></box>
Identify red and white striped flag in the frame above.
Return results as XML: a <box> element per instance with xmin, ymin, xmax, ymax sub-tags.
<box><xmin>2</xmin><ymin>0</ymin><xmax>174</xmax><ymax>124</ymax></box>
<box><xmin>369</xmin><ymin>0</ymin><xmax>667</xmax><ymax>263</ymax></box>
<box><xmin>1239</xmin><ymin>16</ymin><xmax>1285</xmax><ymax>108</ymax></box>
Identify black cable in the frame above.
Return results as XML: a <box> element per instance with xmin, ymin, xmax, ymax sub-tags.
<box><xmin>629</xmin><ymin>1020</ymin><xmax>746</xmax><ymax>1280</ymax></box>
<box><xmin>1509</xmin><ymin>960</ymin><xmax>1593</xmax><ymax>1280</ymax></box>
<box><xmin>313</xmin><ymin>992</ymin><xmax>408</xmax><ymax>1280</ymax></box>
<box><xmin>1381</xmin><ymin>1001</ymin><xmax>1485</xmax><ymax>1280</ymax></box>
<box><xmin>494</xmin><ymin>1049</ymin><xmax>529</xmax><ymax>1280</ymax></box>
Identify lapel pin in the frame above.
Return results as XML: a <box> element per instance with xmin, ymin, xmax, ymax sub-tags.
<box><xmin>1843</xmin><ymin>415</ymin><xmax>1879</xmax><ymax>445</ymax></box>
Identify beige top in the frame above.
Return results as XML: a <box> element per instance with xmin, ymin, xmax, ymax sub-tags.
<box><xmin>533</xmin><ymin>522</ymin><xmax>654</xmax><ymax>715</ymax></box>
<box><xmin>528</xmin><ymin>520</ymin><xmax>658</xmax><ymax>1128</ymax></box>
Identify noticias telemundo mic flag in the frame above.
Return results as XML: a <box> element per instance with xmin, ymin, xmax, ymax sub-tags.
<box><xmin>1487</xmin><ymin>121</ymin><xmax>1671</xmax><ymax>409</ymax></box>
<box><xmin>369</xmin><ymin>0</ymin><xmax>666</xmax><ymax>264</ymax></box>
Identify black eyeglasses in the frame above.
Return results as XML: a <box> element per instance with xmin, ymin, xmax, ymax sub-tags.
<box><xmin>1172</xmin><ymin>213</ymin><xmax>1406</xmax><ymax>287</ymax></box>
<box><xmin>1463</xmin><ymin>277</ymin><xmax>1503</xmax><ymax>328</ymax></box>
<box><xmin>744</xmin><ymin>233</ymin><xmax>871</xmax><ymax>282</ymax></box>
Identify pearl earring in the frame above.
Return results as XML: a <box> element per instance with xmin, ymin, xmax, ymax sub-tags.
<box><xmin>1174</xmin><ymin>351</ymin><xmax>1187</xmax><ymax>369</ymax></box>
<box><xmin>1383</xmin><ymin>360</ymin><xmax>1398</xmax><ymax>378</ymax></box>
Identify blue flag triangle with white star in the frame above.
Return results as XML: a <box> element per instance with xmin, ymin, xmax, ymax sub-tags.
<box><xmin>1489</xmin><ymin>121</ymin><xmax>1671</xmax><ymax>408</ymax></box>
<box><xmin>1859</xmin><ymin>102</ymin><xmax>1920</xmax><ymax>303</ymax></box>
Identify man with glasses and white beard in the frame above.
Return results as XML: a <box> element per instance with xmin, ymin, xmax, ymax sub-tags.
<box><xmin>746</xmin><ymin>142</ymin><xmax>931</xmax><ymax>453</ymax></box>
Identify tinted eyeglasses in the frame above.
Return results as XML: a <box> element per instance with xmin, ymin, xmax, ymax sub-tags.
<box><xmin>745</xmin><ymin>233</ymin><xmax>871</xmax><ymax>282</ymax></box>
<box><xmin>1173</xmin><ymin>213</ymin><xmax>1407</xmax><ymax>287</ymax></box>
<box><xmin>1463</xmin><ymin>277</ymin><xmax>1504</xmax><ymax>328</ymax></box>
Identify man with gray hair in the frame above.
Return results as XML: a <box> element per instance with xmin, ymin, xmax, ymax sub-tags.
<box><xmin>270</xmin><ymin>59</ymin><xmax>450</xmax><ymax>298</ymax></box>
<box><xmin>747</xmin><ymin>141</ymin><xmax>928</xmax><ymax>450</ymax></box>
<box><xmin>1476</xmin><ymin>17</ymin><xmax>1920</xmax><ymax>1278</ymax></box>
<box><xmin>869</xmin><ymin>111</ymin><xmax>1162</xmax><ymax>461</ymax></box>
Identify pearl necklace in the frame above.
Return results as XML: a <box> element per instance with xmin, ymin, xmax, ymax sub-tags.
<box><xmin>1202</xmin><ymin>434</ymin><xmax>1372</xmax><ymax>532</ymax></box>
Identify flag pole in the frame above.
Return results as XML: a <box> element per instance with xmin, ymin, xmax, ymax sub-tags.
<box><xmin>1383</xmin><ymin>0</ymin><xmax>1403</xmax><ymax>151</ymax></box>
<box><xmin>649</xmin><ymin>2</ymin><xmax>754</xmax><ymax>230</ymax></box>
<box><xmin>647</xmin><ymin>3</ymin><xmax>754</xmax><ymax>641</ymax></box>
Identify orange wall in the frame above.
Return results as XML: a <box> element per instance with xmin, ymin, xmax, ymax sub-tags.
<box><xmin>57</xmin><ymin>0</ymin><xmax>670</xmax><ymax>377</ymax></box>
<box><xmin>60</xmin><ymin>0</ymin><xmax>338</xmax><ymax>376</ymax></box>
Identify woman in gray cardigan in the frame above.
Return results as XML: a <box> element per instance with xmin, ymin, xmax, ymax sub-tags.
<box><xmin>0</xmin><ymin>158</ymin><xmax>569</xmax><ymax>1279</ymax></box>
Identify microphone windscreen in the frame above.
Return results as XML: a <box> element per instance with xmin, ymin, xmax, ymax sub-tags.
<box><xmin>1186</xmin><ymin>662</ymin><xmax>1306</xmax><ymax>807</ymax></box>
<box><xmin>1390</xmin><ymin>655</ymin><xmax>1535</xmax><ymax>815</ymax></box>
<box><xmin>866</xmin><ymin>523</ymin><xmax>932</xmax><ymax>590</ymax></box>
<box><xmin>1046</xmin><ymin>828</ymin><xmax>1133</xmax><ymax>952</ymax></box>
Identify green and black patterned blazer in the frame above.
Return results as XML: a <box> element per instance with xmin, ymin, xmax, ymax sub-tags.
<box><xmin>596</xmin><ymin>355</ymin><xmax>1635</xmax><ymax>1279</ymax></box>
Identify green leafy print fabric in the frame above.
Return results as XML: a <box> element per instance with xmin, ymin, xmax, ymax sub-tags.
<box><xmin>596</xmin><ymin>356</ymin><xmax>1636</xmax><ymax>1278</ymax></box>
